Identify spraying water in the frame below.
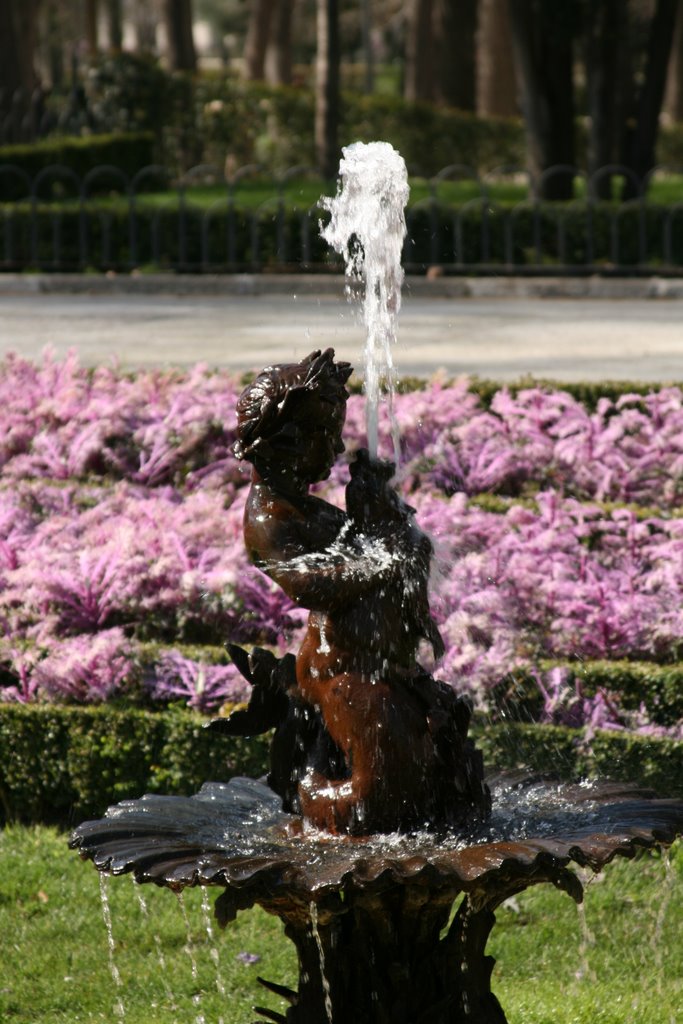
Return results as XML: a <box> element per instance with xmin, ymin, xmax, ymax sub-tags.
<box><xmin>320</xmin><ymin>141</ymin><xmax>409</xmax><ymax>462</ymax></box>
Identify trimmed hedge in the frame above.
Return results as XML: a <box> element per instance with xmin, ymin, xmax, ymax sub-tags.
<box><xmin>341</xmin><ymin>93</ymin><xmax>524</xmax><ymax>176</ymax></box>
<box><xmin>0</xmin><ymin>133</ymin><xmax>157</xmax><ymax>201</ymax></box>
<box><xmin>478</xmin><ymin>721</ymin><xmax>683</xmax><ymax>798</ymax></box>
<box><xmin>0</xmin><ymin>703</ymin><xmax>269</xmax><ymax>827</ymax></box>
<box><xmin>1</xmin><ymin>704</ymin><xmax>680</xmax><ymax>826</ymax></box>
<box><xmin>499</xmin><ymin>660</ymin><xmax>683</xmax><ymax>728</ymax></box>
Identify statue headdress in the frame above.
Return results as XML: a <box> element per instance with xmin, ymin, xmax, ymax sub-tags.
<box><xmin>234</xmin><ymin>349</ymin><xmax>352</xmax><ymax>464</ymax></box>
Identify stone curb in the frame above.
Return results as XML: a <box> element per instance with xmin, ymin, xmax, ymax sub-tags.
<box><xmin>2</xmin><ymin>272</ymin><xmax>683</xmax><ymax>300</ymax></box>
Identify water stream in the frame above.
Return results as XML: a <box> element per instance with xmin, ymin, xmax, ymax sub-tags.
<box><xmin>133</xmin><ymin>880</ymin><xmax>178</xmax><ymax>1013</ymax></box>
<box><xmin>98</xmin><ymin>874</ymin><xmax>125</xmax><ymax>1019</ymax></box>
<box><xmin>177</xmin><ymin>891</ymin><xmax>205</xmax><ymax>1024</ymax></box>
<box><xmin>309</xmin><ymin>901</ymin><xmax>334</xmax><ymax>1024</ymax></box>
<box><xmin>651</xmin><ymin>848</ymin><xmax>675</xmax><ymax>1020</ymax></box>
<box><xmin>200</xmin><ymin>887</ymin><xmax>227</xmax><ymax>1021</ymax></box>
<box><xmin>321</xmin><ymin>141</ymin><xmax>409</xmax><ymax>463</ymax></box>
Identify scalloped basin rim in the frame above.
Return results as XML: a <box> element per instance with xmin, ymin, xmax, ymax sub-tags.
<box><xmin>70</xmin><ymin>774</ymin><xmax>683</xmax><ymax>898</ymax></box>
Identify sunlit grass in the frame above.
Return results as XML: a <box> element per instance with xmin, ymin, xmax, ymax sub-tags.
<box><xmin>1</xmin><ymin>827</ymin><xmax>680</xmax><ymax>1023</ymax></box>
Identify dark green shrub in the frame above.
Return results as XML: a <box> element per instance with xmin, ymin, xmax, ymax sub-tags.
<box><xmin>2</xmin><ymin>704</ymin><xmax>680</xmax><ymax>826</ymax></box>
<box><xmin>341</xmin><ymin>94</ymin><xmax>524</xmax><ymax>175</ymax></box>
<box><xmin>0</xmin><ymin>133</ymin><xmax>157</xmax><ymax>201</ymax></box>
<box><xmin>0</xmin><ymin>704</ymin><xmax>270</xmax><ymax>826</ymax></box>
<box><xmin>85</xmin><ymin>54</ymin><xmax>173</xmax><ymax>137</ymax></box>
<box><xmin>478</xmin><ymin>721</ymin><xmax>683</xmax><ymax>797</ymax></box>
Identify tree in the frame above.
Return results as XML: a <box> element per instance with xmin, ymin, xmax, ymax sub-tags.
<box><xmin>620</xmin><ymin>0</ymin><xmax>678</xmax><ymax>187</ymax></box>
<box><xmin>477</xmin><ymin>0</ymin><xmax>518</xmax><ymax>117</ymax></box>
<box><xmin>105</xmin><ymin>0</ymin><xmax>123</xmax><ymax>52</ymax></box>
<box><xmin>433</xmin><ymin>0</ymin><xmax>477</xmax><ymax>110</ymax></box>
<box><xmin>404</xmin><ymin>0</ymin><xmax>477</xmax><ymax>110</ymax></box>
<box><xmin>508</xmin><ymin>0</ymin><xmax>578</xmax><ymax>199</ymax></box>
<box><xmin>84</xmin><ymin>0</ymin><xmax>99</xmax><ymax>57</ymax></box>
<box><xmin>265</xmin><ymin>0</ymin><xmax>296</xmax><ymax>85</ymax></box>
<box><xmin>244</xmin><ymin>0</ymin><xmax>276</xmax><ymax>79</ymax></box>
<box><xmin>404</xmin><ymin>0</ymin><xmax>435</xmax><ymax>102</ymax></box>
<box><xmin>508</xmin><ymin>0</ymin><xmax>678</xmax><ymax>199</ymax></box>
<box><xmin>164</xmin><ymin>0</ymin><xmax>197</xmax><ymax>71</ymax></box>
<box><xmin>663</xmin><ymin>0</ymin><xmax>683</xmax><ymax>120</ymax></box>
<box><xmin>315</xmin><ymin>0</ymin><xmax>340</xmax><ymax>178</ymax></box>
<box><xmin>0</xmin><ymin>0</ymin><xmax>42</xmax><ymax>133</ymax></box>
<box><xmin>584</xmin><ymin>0</ymin><xmax>625</xmax><ymax>185</ymax></box>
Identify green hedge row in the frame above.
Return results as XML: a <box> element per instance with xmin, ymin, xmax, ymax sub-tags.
<box><xmin>1</xmin><ymin>704</ymin><xmax>680</xmax><ymax>827</ymax></box>
<box><xmin>478</xmin><ymin>721</ymin><xmax>683</xmax><ymax>799</ymax></box>
<box><xmin>0</xmin><ymin>703</ymin><xmax>269</xmax><ymax>827</ymax></box>
<box><xmin>462</xmin><ymin>377</ymin><xmax>683</xmax><ymax>410</ymax></box>
<box><xmin>498</xmin><ymin>661</ymin><xmax>683</xmax><ymax>728</ymax></box>
<box><xmin>0</xmin><ymin>133</ymin><xmax>157</xmax><ymax>201</ymax></box>
<box><xmin>2</xmin><ymin>199</ymin><xmax>682</xmax><ymax>272</ymax></box>
<box><xmin>78</xmin><ymin>53</ymin><xmax>683</xmax><ymax>175</ymax></box>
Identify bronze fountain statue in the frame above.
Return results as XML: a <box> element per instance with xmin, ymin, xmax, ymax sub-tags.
<box><xmin>72</xmin><ymin>347</ymin><xmax>683</xmax><ymax>1024</ymax></box>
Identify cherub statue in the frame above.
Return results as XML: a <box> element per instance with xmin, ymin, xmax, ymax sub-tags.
<box><xmin>213</xmin><ymin>349</ymin><xmax>489</xmax><ymax>835</ymax></box>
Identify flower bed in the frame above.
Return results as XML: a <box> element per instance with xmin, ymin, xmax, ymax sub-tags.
<box><xmin>0</xmin><ymin>351</ymin><xmax>681</xmax><ymax>746</ymax></box>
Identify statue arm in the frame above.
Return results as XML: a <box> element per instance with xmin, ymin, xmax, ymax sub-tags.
<box><xmin>244</xmin><ymin>497</ymin><xmax>396</xmax><ymax>611</ymax></box>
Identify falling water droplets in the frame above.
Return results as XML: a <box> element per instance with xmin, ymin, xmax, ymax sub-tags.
<box><xmin>133</xmin><ymin>880</ymin><xmax>178</xmax><ymax>1012</ymax></box>
<box><xmin>575</xmin><ymin>869</ymin><xmax>597</xmax><ymax>983</ymax></box>
<box><xmin>652</xmin><ymin>847</ymin><xmax>675</xmax><ymax>1018</ymax></box>
<box><xmin>310</xmin><ymin>901</ymin><xmax>334</xmax><ymax>1024</ymax></box>
<box><xmin>177</xmin><ymin>891</ymin><xmax>205</xmax><ymax>1024</ymax></box>
<box><xmin>99</xmin><ymin>875</ymin><xmax>125</xmax><ymax>1019</ymax></box>
<box><xmin>201</xmin><ymin>887</ymin><xmax>227</xmax><ymax>1011</ymax></box>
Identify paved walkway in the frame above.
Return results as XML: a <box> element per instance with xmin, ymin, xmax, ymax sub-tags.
<box><xmin>1</xmin><ymin>275</ymin><xmax>682</xmax><ymax>381</ymax></box>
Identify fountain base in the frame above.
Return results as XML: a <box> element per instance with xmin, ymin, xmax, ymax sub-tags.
<box><xmin>70</xmin><ymin>773</ymin><xmax>683</xmax><ymax>1024</ymax></box>
<box><xmin>243</xmin><ymin>871</ymin><xmax>579</xmax><ymax>1024</ymax></box>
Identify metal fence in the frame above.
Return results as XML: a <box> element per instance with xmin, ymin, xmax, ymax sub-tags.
<box><xmin>3</xmin><ymin>160</ymin><xmax>683</xmax><ymax>274</ymax></box>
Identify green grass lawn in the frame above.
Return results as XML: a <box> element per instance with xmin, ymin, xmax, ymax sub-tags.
<box><xmin>1</xmin><ymin>827</ymin><xmax>680</xmax><ymax>1024</ymax></box>
<box><xmin>11</xmin><ymin>172</ymin><xmax>683</xmax><ymax>215</ymax></box>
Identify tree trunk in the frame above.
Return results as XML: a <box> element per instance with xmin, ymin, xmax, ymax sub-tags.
<box><xmin>404</xmin><ymin>0</ymin><xmax>435</xmax><ymax>102</ymax></box>
<box><xmin>84</xmin><ymin>0</ymin><xmax>99</xmax><ymax>58</ymax></box>
<box><xmin>45</xmin><ymin>0</ymin><xmax>66</xmax><ymax>89</ymax></box>
<box><xmin>360</xmin><ymin>0</ymin><xmax>374</xmax><ymax>93</ymax></box>
<box><xmin>621</xmin><ymin>0</ymin><xmax>678</xmax><ymax>189</ymax></box>
<box><xmin>164</xmin><ymin>0</ymin><xmax>197</xmax><ymax>72</ymax></box>
<box><xmin>434</xmin><ymin>0</ymin><xmax>477</xmax><ymax>110</ymax></box>
<box><xmin>0</xmin><ymin>0</ymin><xmax>41</xmax><ymax>130</ymax></box>
<box><xmin>265</xmin><ymin>0</ymin><xmax>296</xmax><ymax>85</ymax></box>
<box><xmin>508</xmin><ymin>0</ymin><xmax>577</xmax><ymax>199</ymax></box>
<box><xmin>584</xmin><ymin>0</ymin><xmax>626</xmax><ymax>195</ymax></box>
<box><xmin>134</xmin><ymin>1</ymin><xmax>159</xmax><ymax>53</ymax></box>
<box><xmin>316</xmin><ymin>0</ymin><xmax>340</xmax><ymax>179</ymax></box>
<box><xmin>105</xmin><ymin>0</ymin><xmax>123</xmax><ymax>52</ymax></box>
<box><xmin>663</xmin><ymin>0</ymin><xmax>683</xmax><ymax>120</ymax></box>
<box><xmin>477</xmin><ymin>0</ymin><xmax>518</xmax><ymax>117</ymax></box>
<box><xmin>244</xmin><ymin>0</ymin><xmax>276</xmax><ymax>80</ymax></box>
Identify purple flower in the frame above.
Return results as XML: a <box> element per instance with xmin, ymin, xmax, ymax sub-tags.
<box><xmin>235</xmin><ymin>952</ymin><xmax>261</xmax><ymax>965</ymax></box>
<box><xmin>147</xmin><ymin>650</ymin><xmax>251</xmax><ymax>712</ymax></box>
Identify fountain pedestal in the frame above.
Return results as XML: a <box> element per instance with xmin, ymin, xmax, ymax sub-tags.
<box><xmin>251</xmin><ymin>885</ymin><xmax>509</xmax><ymax>1024</ymax></box>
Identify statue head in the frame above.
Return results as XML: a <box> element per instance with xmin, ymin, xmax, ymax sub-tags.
<box><xmin>234</xmin><ymin>348</ymin><xmax>353</xmax><ymax>485</ymax></box>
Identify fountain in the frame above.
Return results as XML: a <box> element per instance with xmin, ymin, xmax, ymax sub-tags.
<box><xmin>70</xmin><ymin>144</ymin><xmax>683</xmax><ymax>1024</ymax></box>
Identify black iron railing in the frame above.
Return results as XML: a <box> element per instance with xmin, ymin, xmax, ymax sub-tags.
<box><xmin>2</xmin><ymin>160</ymin><xmax>683</xmax><ymax>274</ymax></box>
